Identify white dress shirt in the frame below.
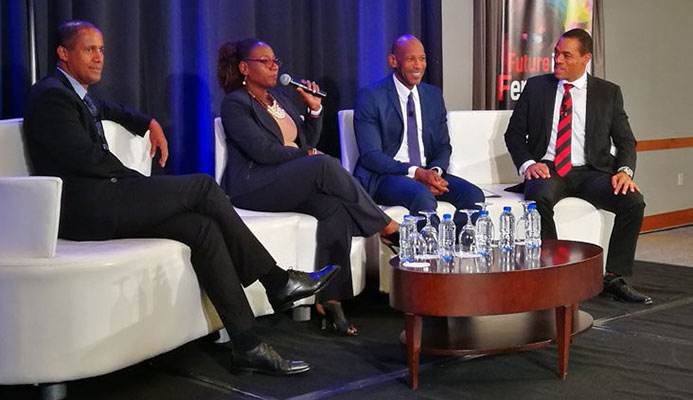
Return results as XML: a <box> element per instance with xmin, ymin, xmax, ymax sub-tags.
<box><xmin>519</xmin><ymin>70</ymin><xmax>588</xmax><ymax>175</ymax></box>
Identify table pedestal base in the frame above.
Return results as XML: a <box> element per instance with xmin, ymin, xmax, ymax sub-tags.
<box><xmin>402</xmin><ymin>308</ymin><xmax>593</xmax><ymax>389</ymax></box>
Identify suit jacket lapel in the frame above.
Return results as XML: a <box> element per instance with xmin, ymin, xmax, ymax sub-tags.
<box><xmin>417</xmin><ymin>84</ymin><xmax>431</xmax><ymax>154</ymax></box>
<box><xmin>53</xmin><ymin>71</ymin><xmax>101</xmax><ymax>144</ymax></box>
<box><xmin>386</xmin><ymin>78</ymin><xmax>404</xmax><ymax>128</ymax></box>
<box><xmin>542</xmin><ymin>75</ymin><xmax>558</xmax><ymax>142</ymax></box>
<box><xmin>386</xmin><ymin>76</ymin><xmax>404</xmax><ymax>151</ymax></box>
<box><xmin>585</xmin><ymin>74</ymin><xmax>596</xmax><ymax>144</ymax></box>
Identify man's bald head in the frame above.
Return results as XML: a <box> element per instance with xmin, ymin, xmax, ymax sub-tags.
<box><xmin>391</xmin><ymin>34</ymin><xmax>423</xmax><ymax>58</ymax></box>
<box><xmin>388</xmin><ymin>34</ymin><xmax>426</xmax><ymax>89</ymax></box>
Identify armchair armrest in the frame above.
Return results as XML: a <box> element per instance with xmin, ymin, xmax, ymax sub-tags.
<box><xmin>0</xmin><ymin>177</ymin><xmax>62</xmax><ymax>258</ymax></box>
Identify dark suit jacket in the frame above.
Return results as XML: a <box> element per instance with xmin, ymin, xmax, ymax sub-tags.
<box><xmin>352</xmin><ymin>76</ymin><xmax>452</xmax><ymax>197</ymax></box>
<box><xmin>23</xmin><ymin>71</ymin><xmax>151</xmax><ymax>239</ymax></box>
<box><xmin>504</xmin><ymin>73</ymin><xmax>636</xmax><ymax>175</ymax></box>
<box><xmin>219</xmin><ymin>88</ymin><xmax>322</xmax><ymax>198</ymax></box>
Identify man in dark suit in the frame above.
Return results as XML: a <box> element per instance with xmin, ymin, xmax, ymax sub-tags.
<box><xmin>353</xmin><ymin>34</ymin><xmax>485</xmax><ymax>227</ymax></box>
<box><xmin>505</xmin><ymin>29</ymin><xmax>650</xmax><ymax>304</ymax></box>
<box><xmin>23</xmin><ymin>20</ymin><xmax>339</xmax><ymax>375</ymax></box>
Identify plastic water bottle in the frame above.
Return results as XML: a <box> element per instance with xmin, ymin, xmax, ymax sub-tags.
<box><xmin>499</xmin><ymin>206</ymin><xmax>515</xmax><ymax>251</ymax></box>
<box><xmin>399</xmin><ymin>215</ymin><xmax>415</xmax><ymax>262</ymax></box>
<box><xmin>525</xmin><ymin>203</ymin><xmax>542</xmax><ymax>249</ymax></box>
<box><xmin>475</xmin><ymin>210</ymin><xmax>494</xmax><ymax>256</ymax></box>
<box><xmin>438</xmin><ymin>214</ymin><xmax>456</xmax><ymax>261</ymax></box>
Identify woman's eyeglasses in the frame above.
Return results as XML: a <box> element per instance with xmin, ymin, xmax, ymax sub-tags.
<box><xmin>243</xmin><ymin>57</ymin><xmax>282</xmax><ymax>68</ymax></box>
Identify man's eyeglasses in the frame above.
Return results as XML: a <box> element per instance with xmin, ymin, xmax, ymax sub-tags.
<box><xmin>243</xmin><ymin>57</ymin><xmax>282</xmax><ymax>68</ymax></box>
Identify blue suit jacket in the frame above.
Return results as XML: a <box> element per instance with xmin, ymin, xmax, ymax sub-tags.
<box><xmin>352</xmin><ymin>76</ymin><xmax>451</xmax><ymax>197</ymax></box>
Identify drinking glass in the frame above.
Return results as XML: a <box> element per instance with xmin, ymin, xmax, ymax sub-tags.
<box><xmin>418</xmin><ymin>210</ymin><xmax>438</xmax><ymax>259</ymax></box>
<box><xmin>475</xmin><ymin>201</ymin><xmax>494</xmax><ymax>212</ymax></box>
<box><xmin>407</xmin><ymin>216</ymin><xmax>426</xmax><ymax>261</ymax></box>
<box><xmin>515</xmin><ymin>200</ymin><xmax>536</xmax><ymax>245</ymax></box>
<box><xmin>457</xmin><ymin>209</ymin><xmax>478</xmax><ymax>257</ymax></box>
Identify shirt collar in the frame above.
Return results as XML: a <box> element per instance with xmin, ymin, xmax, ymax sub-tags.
<box><xmin>57</xmin><ymin>67</ymin><xmax>88</xmax><ymax>99</ymax></box>
<box><xmin>392</xmin><ymin>73</ymin><xmax>419</xmax><ymax>102</ymax></box>
<box><xmin>560</xmin><ymin>70</ymin><xmax>588</xmax><ymax>91</ymax></box>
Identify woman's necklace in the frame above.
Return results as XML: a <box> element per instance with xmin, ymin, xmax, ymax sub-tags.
<box><xmin>247</xmin><ymin>90</ymin><xmax>286</xmax><ymax>119</ymax></box>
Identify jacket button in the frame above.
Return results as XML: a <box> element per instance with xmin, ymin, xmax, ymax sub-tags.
<box><xmin>110</xmin><ymin>177</ymin><xmax>118</xmax><ymax>183</ymax></box>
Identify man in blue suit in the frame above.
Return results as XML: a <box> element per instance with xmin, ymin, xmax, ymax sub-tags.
<box><xmin>353</xmin><ymin>34</ymin><xmax>484</xmax><ymax>226</ymax></box>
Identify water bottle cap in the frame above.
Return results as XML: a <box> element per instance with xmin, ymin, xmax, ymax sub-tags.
<box><xmin>503</xmin><ymin>206</ymin><xmax>511</xmax><ymax>212</ymax></box>
<box><xmin>480</xmin><ymin>210</ymin><xmax>489</xmax><ymax>216</ymax></box>
<box><xmin>528</xmin><ymin>203</ymin><xmax>537</xmax><ymax>210</ymax></box>
<box><xmin>443</xmin><ymin>214</ymin><xmax>451</xmax><ymax>219</ymax></box>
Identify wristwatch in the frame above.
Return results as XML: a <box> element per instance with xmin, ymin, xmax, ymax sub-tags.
<box><xmin>617</xmin><ymin>166</ymin><xmax>634</xmax><ymax>178</ymax></box>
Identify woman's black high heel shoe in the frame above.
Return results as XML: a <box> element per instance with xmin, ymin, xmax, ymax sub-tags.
<box><xmin>315</xmin><ymin>301</ymin><xmax>358</xmax><ymax>336</ymax></box>
<box><xmin>379</xmin><ymin>230</ymin><xmax>400</xmax><ymax>254</ymax></box>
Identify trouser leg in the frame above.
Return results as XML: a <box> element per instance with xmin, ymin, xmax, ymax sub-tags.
<box><xmin>232</xmin><ymin>157</ymin><xmax>385</xmax><ymax>300</ymax></box>
<box><xmin>114</xmin><ymin>174</ymin><xmax>276</xmax><ymax>285</ymax></box>
<box><xmin>233</xmin><ymin>155</ymin><xmax>389</xmax><ymax>237</ymax></box>
<box><xmin>437</xmin><ymin>173</ymin><xmax>486</xmax><ymax>228</ymax></box>
<box><xmin>373</xmin><ymin>175</ymin><xmax>438</xmax><ymax>219</ymax></box>
<box><xmin>110</xmin><ymin>174</ymin><xmax>287</xmax><ymax>333</ymax></box>
<box><xmin>296</xmin><ymin>194</ymin><xmax>354</xmax><ymax>301</ymax></box>
<box><xmin>572</xmin><ymin>169</ymin><xmax>645</xmax><ymax>276</ymax></box>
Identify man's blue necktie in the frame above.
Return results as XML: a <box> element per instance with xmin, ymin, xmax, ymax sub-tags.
<box><xmin>83</xmin><ymin>94</ymin><xmax>109</xmax><ymax>151</ymax></box>
<box><xmin>406</xmin><ymin>92</ymin><xmax>421</xmax><ymax>166</ymax></box>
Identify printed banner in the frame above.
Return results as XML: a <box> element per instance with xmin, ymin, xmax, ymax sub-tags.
<box><xmin>497</xmin><ymin>0</ymin><xmax>593</xmax><ymax>109</ymax></box>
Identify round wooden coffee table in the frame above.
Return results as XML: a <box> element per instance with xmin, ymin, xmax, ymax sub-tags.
<box><xmin>389</xmin><ymin>239</ymin><xmax>603</xmax><ymax>389</ymax></box>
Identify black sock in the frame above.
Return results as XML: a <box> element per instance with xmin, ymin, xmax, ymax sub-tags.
<box><xmin>231</xmin><ymin>328</ymin><xmax>262</xmax><ymax>353</ymax></box>
<box><xmin>259</xmin><ymin>265</ymin><xmax>289</xmax><ymax>292</ymax></box>
<box><xmin>604</xmin><ymin>272</ymin><xmax>620</xmax><ymax>283</ymax></box>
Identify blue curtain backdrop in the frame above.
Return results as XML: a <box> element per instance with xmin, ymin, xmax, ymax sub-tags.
<box><xmin>1</xmin><ymin>0</ymin><xmax>31</xmax><ymax>119</ymax></box>
<box><xmin>1</xmin><ymin>0</ymin><xmax>442</xmax><ymax>176</ymax></box>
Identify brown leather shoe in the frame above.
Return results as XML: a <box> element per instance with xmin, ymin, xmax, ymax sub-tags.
<box><xmin>603</xmin><ymin>276</ymin><xmax>653</xmax><ymax>305</ymax></box>
<box><xmin>232</xmin><ymin>342</ymin><xmax>311</xmax><ymax>376</ymax></box>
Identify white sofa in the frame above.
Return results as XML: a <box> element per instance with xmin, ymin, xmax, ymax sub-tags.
<box><xmin>337</xmin><ymin>110</ymin><xmax>615</xmax><ymax>292</ymax></box>
<box><xmin>0</xmin><ymin>117</ymin><xmax>361</xmax><ymax>394</ymax></box>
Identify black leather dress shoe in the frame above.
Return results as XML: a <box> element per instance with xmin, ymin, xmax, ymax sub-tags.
<box><xmin>232</xmin><ymin>342</ymin><xmax>311</xmax><ymax>375</ymax></box>
<box><xmin>267</xmin><ymin>264</ymin><xmax>340</xmax><ymax>312</ymax></box>
<box><xmin>603</xmin><ymin>276</ymin><xmax>653</xmax><ymax>305</ymax></box>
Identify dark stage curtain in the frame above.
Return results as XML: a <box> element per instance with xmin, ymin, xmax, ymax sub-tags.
<box><xmin>1</xmin><ymin>0</ymin><xmax>31</xmax><ymax>119</ymax></box>
<box><xmin>1</xmin><ymin>0</ymin><xmax>442</xmax><ymax>176</ymax></box>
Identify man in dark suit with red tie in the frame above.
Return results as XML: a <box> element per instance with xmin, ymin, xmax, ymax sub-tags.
<box><xmin>23</xmin><ymin>20</ymin><xmax>339</xmax><ymax>375</ymax></box>
<box><xmin>505</xmin><ymin>29</ymin><xmax>650</xmax><ymax>304</ymax></box>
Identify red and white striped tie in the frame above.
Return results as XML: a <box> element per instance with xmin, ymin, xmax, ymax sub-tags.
<box><xmin>555</xmin><ymin>83</ymin><xmax>573</xmax><ymax>177</ymax></box>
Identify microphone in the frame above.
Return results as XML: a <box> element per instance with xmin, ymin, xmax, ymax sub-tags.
<box><xmin>280</xmin><ymin>74</ymin><xmax>327</xmax><ymax>98</ymax></box>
